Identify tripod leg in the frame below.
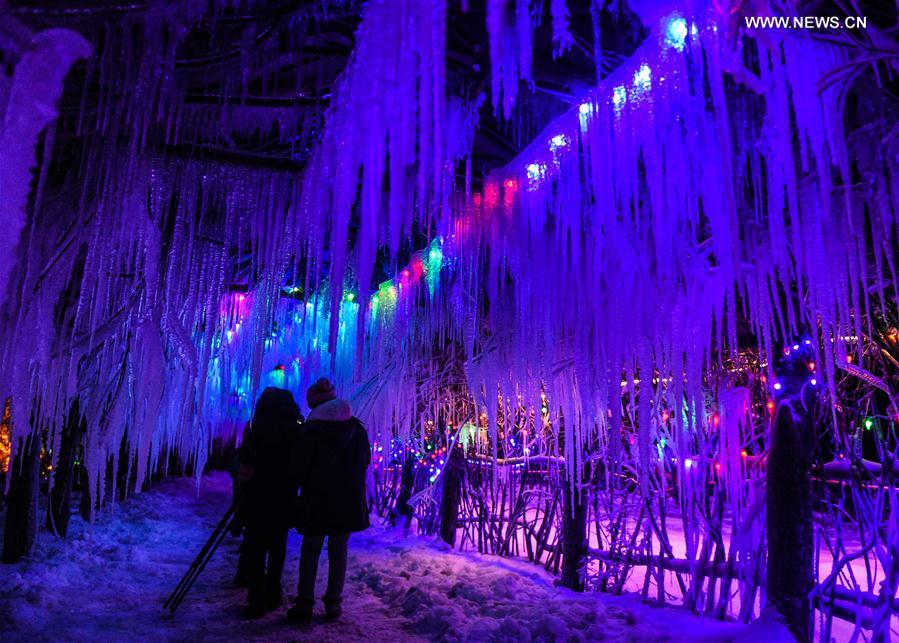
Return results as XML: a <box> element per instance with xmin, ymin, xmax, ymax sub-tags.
<box><xmin>164</xmin><ymin>503</ymin><xmax>236</xmax><ymax>611</ymax></box>
<box><xmin>167</xmin><ymin>511</ymin><xmax>238</xmax><ymax>613</ymax></box>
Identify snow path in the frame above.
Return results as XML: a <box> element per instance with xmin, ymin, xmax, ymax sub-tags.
<box><xmin>1</xmin><ymin>473</ymin><xmax>779</xmax><ymax>642</ymax></box>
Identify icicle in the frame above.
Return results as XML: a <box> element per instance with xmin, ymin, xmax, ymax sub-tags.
<box><xmin>550</xmin><ymin>0</ymin><xmax>575</xmax><ymax>57</ymax></box>
<box><xmin>0</xmin><ymin>28</ymin><xmax>91</xmax><ymax>310</ymax></box>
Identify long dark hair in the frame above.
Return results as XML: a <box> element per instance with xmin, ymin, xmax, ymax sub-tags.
<box><xmin>252</xmin><ymin>387</ymin><xmax>301</xmax><ymax>427</ymax></box>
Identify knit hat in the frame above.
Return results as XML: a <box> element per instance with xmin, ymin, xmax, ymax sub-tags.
<box><xmin>306</xmin><ymin>377</ymin><xmax>337</xmax><ymax>409</ymax></box>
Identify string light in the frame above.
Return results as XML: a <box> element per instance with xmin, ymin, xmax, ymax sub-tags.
<box><xmin>665</xmin><ymin>16</ymin><xmax>689</xmax><ymax>51</ymax></box>
<box><xmin>632</xmin><ymin>63</ymin><xmax>651</xmax><ymax>91</ymax></box>
<box><xmin>549</xmin><ymin>134</ymin><xmax>568</xmax><ymax>151</ymax></box>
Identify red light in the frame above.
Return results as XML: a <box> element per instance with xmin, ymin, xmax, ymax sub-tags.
<box><xmin>712</xmin><ymin>413</ymin><xmax>720</xmax><ymax>427</ymax></box>
<box><xmin>410</xmin><ymin>256</ymin><xmax>425</xmax><ymax>278</ymax></box>
<box><xmin>740</xmin><ymin>449</ymin><xmax>748</xmax><ymax>458</ymax></box>
<box><xmin>766</xmin><ymin>400</ymin><xmax>776</xmax><ymax>415</ymax></box>
<box><xmin>484</xmin><ymin>182</ymin><xmax>500</xmax><ymax>208</ymax></box>
<box><xmin>661</xmin><ymin>411</ymin><xmax>670</xmax><ymax>423</ymax></box>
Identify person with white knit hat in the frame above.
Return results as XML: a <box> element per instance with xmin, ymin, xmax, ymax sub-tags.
<box><xmin>287</xmin><ymin>377</ymin><xmax>371</xmax><ymax>624</ymax></box>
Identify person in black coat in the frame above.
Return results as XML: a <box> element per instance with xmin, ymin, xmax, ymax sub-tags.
<box><xmin>287</xmin><ymin>377</ymin><xmax>371</xmax><ymax>623</ymax></box>
<box><xmin>238</xmin><ymin>387</ymin><xmax>302</xmax><ymax>618</ymax></box>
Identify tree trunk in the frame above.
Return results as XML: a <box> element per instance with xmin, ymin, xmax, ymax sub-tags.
<box><xmin>3</xmin><ymin>433</ymin><xmax>42</xmax><ymax>563</ymax></box>
<box><xmin>439</xmin><ymin>447</ymin><xmax>464</xmax><ymax>547</ymax></box>
<box><xmin>766</xmin><ymin>404</ymin><xmax>814</xmax><ymax>642</ymax></box>
<box><xmin>79</xmin><ymin>468</ymin><xmax>94</xmax><ymax>522</ymax></box>
<box><xmin>560</xmin><ymin>473</ymin><xmax>587</xmax><ymax>591</ymax></box>
<box><xmin>47</xmin><ymin>402</ymin><xmax>85</xmax><ymax>536</ymax></box>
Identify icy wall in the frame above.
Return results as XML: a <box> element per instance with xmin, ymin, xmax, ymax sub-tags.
<box><xmin>0</xmin><ymin>0</ymin><xmax>896</xmax><ymax>524</ymax></box>
<box><xmin>443</xmin><ymin>7</ymin><xmax>899</xmax><ymax>485</ymax></box>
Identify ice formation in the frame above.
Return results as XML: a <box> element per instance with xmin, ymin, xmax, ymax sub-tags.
<box><xmin>0</xmin><ymin>1</ymin><xmax>896</xmax><ymax>629</ymax></box>
<box><xmin>0</xmin><ymin>28</ymin><xmax>90</xmax><ymax>309</ymax></box>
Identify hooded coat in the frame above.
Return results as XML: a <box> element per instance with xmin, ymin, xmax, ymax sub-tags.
<box><xmin>291</xmin><ymin>398</ymin><xmax>371</xmax><ymax>535</ymax></box>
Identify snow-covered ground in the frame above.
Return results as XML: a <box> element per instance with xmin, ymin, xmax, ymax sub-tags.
<box><xmin>0</xmin><ymin>473</ymin><xmax>791</xmax><ymax>642</ymax></box>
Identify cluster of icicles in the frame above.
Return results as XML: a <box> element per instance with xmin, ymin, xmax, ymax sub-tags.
<box><xmin>0</xmin><ymin>0</ymin><xmax>896</xmax><ymax>524</ymax></box>
<box><xmin>0</xmin><ymin>0</ymin><xmax>556</xmax><ymax>502</ymax></box>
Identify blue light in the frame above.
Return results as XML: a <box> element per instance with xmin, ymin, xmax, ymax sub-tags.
<box><xmin>549</xmin><ymin>134</ymin><xmax>568</xmax><ymax>151</ymax></box>
<box><xmin>526</xmin><ymin>163</ymin><xmax>545</xmax><ymax>184</ymax></box>
<box><xmin>665</xmin><ymin>17</ymin><xmax>689</xmax><ymax>51</ymax></box>
<box><xmin>578</xmin><ymin>101</ymin><xmax>594</xmax><ymax>132</ymax></box>
<box><xmin>633</xmin><ymin>64</ymin><xmax>652</xmax><ymax>91</ymax></box>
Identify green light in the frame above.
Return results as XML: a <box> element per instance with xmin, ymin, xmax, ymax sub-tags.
<box><xmin>269</xmin><ymin>367</ymin><xmax>286</xmax><ymax>388</ymax></box>
<box><xmin>865</xmin><ymin>418</ymin><xmax>874</xmax><ymax>430</ymax></box>
<box><xmin>344</xmin><ymin>292</ymin><xmax>356</xmax><ymax>302</ymax></box>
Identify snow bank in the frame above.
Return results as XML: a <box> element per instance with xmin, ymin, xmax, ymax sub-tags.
<box><xmin>0</xmin><ymin>473</ymin><xmax>783</xmax><ymax>642</ymax></box>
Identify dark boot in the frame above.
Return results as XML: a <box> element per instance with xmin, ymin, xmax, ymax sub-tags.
<box><xmin>323</xmin><ymin>597</ymin><xmax>342</xmax><ymax>621</ymax></box>
<box><xmin>265</xmin><ymin>577</ymin><xmax>283</xmax><ymax>611</ymax></box>
<box><xmin>286</xmin><ymin>599</ymin><xmax>313</xmax><ymax>624</ymax></box>
<box><xmin>245</xmin><ymin>585</ymin><xmax>266</xmax><ymax>618</ymax></box>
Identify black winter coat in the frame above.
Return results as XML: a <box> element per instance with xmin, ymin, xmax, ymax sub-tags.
<box><xmin>291</xmin><ymin>399</ymin><xmax>371</xmax><ymax>536</ymax></box>
<box><xmin>239</xmin><ymin>416</ymin><xmax>301</xmax><ymax>529</ymax></box>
